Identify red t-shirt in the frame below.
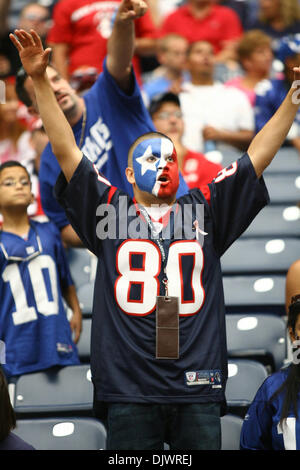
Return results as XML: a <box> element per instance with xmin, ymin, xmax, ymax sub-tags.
<box><xmin>160</xmin><ymin>4</ymin><xmax>242</xmax><ymax>52</ymax></box>
<box><xmin>182</xmin><ymin>149</ymin><xmax>223</xmax><ymax>189</ymax></box>
<box><xmin>47</xmin><ymin>0</ymin><xmax>157</xmax><ymax>79</ymax></box>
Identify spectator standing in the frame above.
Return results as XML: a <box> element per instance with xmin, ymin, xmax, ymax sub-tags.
<box><xmin>142</xmin><ymin>33</ymin><xmax>189</xmax><ymax>104</ymax></box>
<box><xmin>255</xmin><ymin>36</ymin><xmax>300</xmax><ymax>154</ymax></box>
<box><xmin>47</xmin><ymin>0</ymin><xmax>158</xmax><ymax>84</ymax></box>
<box><xmin>247</xmin><ymin>0</ymin><xmax>300</xmax><ymax>40</ymax></box>
<box><xmin>11</xmin><ymin>22</ymin><xmax>300</xmax><ymax>450</ymax></box>
<box><xmin>159</xmin><ymin>0</ymin><xmax>243</xmax><ymax>65</ymax></box>
<box><xmin>179</xmin><ymin>40</ymin><xmax>254</xmax><ymax>154</ymax></box>
<box><xmin>15</xmin><ymin>0</ymin><xmax>188</xmax><ymax>247</ymax></box>
<box><xmin>149</xmin><ymin>91</ymin><xmax>223</xmax><ymax>188</ymax></box>
<box><xmin>225</xmin><ymin>30</ymin><xmax>273</xmax><ymax>106</ymax></box>
<box><xmin>0</xmin><ymin>161</ymin><xmax>82</xmax><ymax>379</ymax></box>
<box><xmin>240</xmin><ymin>297</ymin><xmax>300</xmax><ymax>450</ymax></box>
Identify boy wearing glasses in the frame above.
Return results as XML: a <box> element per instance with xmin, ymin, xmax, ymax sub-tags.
<box><xmin>0</xmin><ymin>161</ymin><xmax>82</xmax><ymax>379</ymax></box>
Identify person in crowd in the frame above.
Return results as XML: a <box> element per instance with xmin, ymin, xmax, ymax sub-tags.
<box><xmin>240</xmin><ymin>296</ymin><xmax>300</xmax><ymax>450</ymax></box>
<box><xmin>286</xmin><ymin>259</ymin><xmax>300</xmax><ymax>313</ymax></box>
<box><xmin>0</xmin><ymin>160</ymin><xmax>82</xmax><ymax>379</ymax></box>
<box><xmin>225</xmin><ymin>30</ymin><xmax>273</xmax><ymax>107</ymax></box>
<box><xmin>179</xmin><ymin>40</ymin><xmax>254</xmax><ymax>154</ymax></box>
<box><xmin>247</xmin><ymin>0</ymin><xmax>300</xmax><ymax>40</ymax></box>
<box><xmin>149</xmin><ymin>91</ymin><xmax>223</xmax><ymax>187</ymax></box>
<box><xmin>159</xmin><ymin>0</ymin><xmax>243</xmax><ymax>65</ymax></box>
<box><xmin>14</xmin><ymin>0</ymin><xmax>188</xmax><ymax>247</ymax></box>
<box><xmin>142</xmin><ymin>33</ymin><xmax>189</xmax><ymax>104</ymax></box>
<box><xmin>0</xmin><ymin>367</ymin><xmax>35</xmax><ymax>450</ymax></box>
<box><xmin>11</xmin><ymin>20</ymin><xmax>300</xmax><ymax>450</ymax></box>
<box><xmin>46</xmin><ymin>0</ymin><xmax>158</xmax><ymax>85</ymax></box>
<box><xmin>255</xmin><ymin>35</ymin><xmax>300</xmax><ymax>154</ymax></box>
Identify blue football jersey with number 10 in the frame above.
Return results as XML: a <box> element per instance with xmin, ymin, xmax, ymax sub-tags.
<box><xmin>0</xmin><ymin>221</ymin><xmax>80</xmax><ymax>377</ymax></box>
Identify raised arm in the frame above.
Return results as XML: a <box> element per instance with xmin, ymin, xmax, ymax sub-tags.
<box><xmin>248</xmin><ymin>70</ymin><xmax>300</xmax><ymax>178</ymax></box>
<box><xmin>106</xmin><ymin>0</ymin><xmax>148</xmax><ymax>92</ymax></box>
<box><xmin>10</xmin><ymin>29</ymin><xmax>82</xmax><ymax>182</ymax></box>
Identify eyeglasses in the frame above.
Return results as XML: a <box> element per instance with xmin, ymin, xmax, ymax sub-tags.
<box><xmin>155</xmin><ymin>111</ymin><xmax>183</xmax><ymax>120</ymax></box>
<box><xmin>0</xmin><ymin>178</ymin><xmax>30</xmax><ymax>187</ymax></box>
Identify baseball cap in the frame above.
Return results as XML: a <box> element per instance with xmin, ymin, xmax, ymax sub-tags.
<box><xmin>148</xmin><ymin>92</ymin><xmax>180</xmax><ymax>116</ymax></box>
<box><xmin>276</xmin><ymin>35</ymin><xmax>300</xmax><ymax>62</ymax></box>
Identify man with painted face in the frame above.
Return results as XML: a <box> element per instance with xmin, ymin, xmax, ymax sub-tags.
<box><xmin>11</xmin><ymin>25</ymin><xmax>300</xmax><ymax>450</ymax></box>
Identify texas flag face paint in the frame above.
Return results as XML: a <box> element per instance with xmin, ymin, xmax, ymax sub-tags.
<box><xmin>132</xmin><ymin>137</ymin><xmax>179</xmax><ymax>198</ymax></box>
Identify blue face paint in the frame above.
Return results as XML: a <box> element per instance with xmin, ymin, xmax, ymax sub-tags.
<box><xmin>132</xmin><ymin>137</ymin><xmax>178</xmax><ymax>197</ymax></box>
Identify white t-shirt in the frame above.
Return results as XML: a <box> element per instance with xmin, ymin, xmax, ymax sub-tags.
<box><xmin>179</xmin><ymin>82</ymin><xmax>255</xmax><ymax>153</ymax></box>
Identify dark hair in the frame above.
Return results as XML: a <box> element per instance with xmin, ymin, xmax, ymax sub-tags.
<box><xmin>0</xmin><ymin>367</ymin><xmax>16</xmax><ymax>441</ymax></box>
<box><xmin>0</xmin><ymin>160</ymin><xmax>31</xmax><ymax>180</ymax></box>
<box><xmin>15</xmin><ymin>67</ymin><xmax>32</xmax><ymax>107</ymax></box>
<box><xmin>269</xmin><ymin>297</ymin><xmax>300</xmax><ymax>424</ymax></box>
<box><xmin>149</xmin><ymin>92</ymin><xmax>180</xmax><ymax>117</ymax></box>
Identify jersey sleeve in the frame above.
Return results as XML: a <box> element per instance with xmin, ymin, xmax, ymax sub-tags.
<box><xmin>48</xmin><ymin>222</ymin><xmax>74</xmax><ymax>289</ymax></box>
<box><xmin>39</xmin><ymin>145</ymin><xmax>70</xmax><ymax>230</ymax></box>
<box><xmin>54</xmin><ymin>154</ymin><xmax>113</xmax><ymax>256</ymax></box>
<box><xmin>255</xmin><ymin>82</ymin><xmax>277</xmax><ymax>133</ymax></box>
<box><xmin>240</xmin><ymin>380</ymin><xmax>274</xmax><ymax>450</ymax></box>
<box><xmin>208</xmin><ymin>153</ymin><xmax>269</xmax><ymax>256</ymax></box>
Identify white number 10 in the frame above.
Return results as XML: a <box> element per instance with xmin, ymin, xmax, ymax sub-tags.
<box><xmin>2</xmin><ymin>255</ymin><xmax>59</xmax><ymax>325</ymax></box>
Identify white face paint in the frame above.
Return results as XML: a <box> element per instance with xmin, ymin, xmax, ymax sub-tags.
<box><xmin>132</xmin><ymin>137</ymin><xmax>179</xmax><ymax>197</ymax></box>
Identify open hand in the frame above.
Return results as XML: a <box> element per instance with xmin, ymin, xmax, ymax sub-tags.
<box><xmin>9</xmin><ymin>29</ymin><xmax>51</xmax><ymax>78</ymax></box>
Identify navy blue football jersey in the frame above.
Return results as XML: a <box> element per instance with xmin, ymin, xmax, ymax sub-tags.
<box><xmin>0</xmin><ymin>221</ymin><xmax>80</xmax><ymax>377</ymax></box>
<box><xmin>240</xmin><ymin>366</ymin><xmax>300</xmax><ymax>450</ymax></box>
<box><xmin>55</xmin><ymin>153</ymin><xmax>269</xmax><ymax>408</ymax></box>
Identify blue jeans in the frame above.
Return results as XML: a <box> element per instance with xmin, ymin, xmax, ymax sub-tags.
<box><xmin>106</xmin><ymin>403</ymin><xmax>221</xmax><ymax>450</ymax></box>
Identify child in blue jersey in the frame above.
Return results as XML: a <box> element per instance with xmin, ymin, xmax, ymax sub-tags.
<box><xmin>0</xmin><ymin>161</ymin><xmax>82</xmax><ymax>378</ymax></box>
<box><xmin>240</xmin><ymin>297</ymin><xmax>300</xmax><ymax>450</ymax></box>
<box><xmin>10</xmin><ymin>17</ymin><xmax>300</xmax><ymax>450</ymax></box>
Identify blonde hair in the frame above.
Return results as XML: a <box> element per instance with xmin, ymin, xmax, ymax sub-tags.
<box><xmin>259</xmin><ymin>0</ymin><xmax>300</xmax><ymax>27</ymax></box>
<box><xmin>237</xmin><ymin>30</ymin><xmax>272</xmax><ymax>62</ymax></box>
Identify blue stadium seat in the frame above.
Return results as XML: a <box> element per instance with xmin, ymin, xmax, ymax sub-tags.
<box><xmin>223</xmin><ymin>275</ymin><xmax>285</xmax><ymax>311</ymax></box>
<box><xmin>221</xmin><ymin>414</ymin><xmax>243</xmax><ymax>450</ymax></box>
<box><xmin>14</xmin><ymin>417</ymin><xmax>106</xmax><ymax>450</ymax></box>
<box><xmin>242</xmin><ymin>205</ymin><xmax>300</xmax><ymax>238</ymax></box>
<box><xmin>264</xmin><ymin>174</ymin><xmax>300</xmax><ymax>205</ymax></box>
<box><xmin>77</xmin><ymin>317</ymin><xmax>92</xmax><ymax>362</ymax></box>
<box><xmin>216</xmin><ymin>146</ymin><xmax>300</xmax><ymax>176</ymax></box>
<box><xmin>67</xmin><ymin>248</ymin><xmax>96</xmax><ymax>289</ymax></box>
<box><xmin>76</xmin><ymin>282</ymin><xmax>94</xmax><ymax>316</ymax></box>
<box><xmin>221</xmin><ymin>237</ymin><xmax>300</xmax><ymax>274</ymax></box>
<box><xmin>226</xmin><ymin>359</ymin><xmax>268</xmax><ymax>408</ymax></box>
<box><xmin>12</xmin><ymin>364</ymin><xmax>93</xmax><ymax>416</ymax></box>
<box><xmin>226</xmin><ymin>313</ymin><xmax>287</xmax><ymax>370</ymax></box>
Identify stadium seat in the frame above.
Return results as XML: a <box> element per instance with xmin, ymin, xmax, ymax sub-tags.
<box><xmin>226</xmin><ymin>313</ymin><xmax>287</xmax><ymax>370</ymax></box>
<box><xmin>263</xmin><ymin>147</ymin><xmax>300</xmax><ymax>175</ymax></box>
<box><xmin>221</xmin><ymin>237</ymin><xmax>300</xmax><ymax>275</ymax></box>
<box><xmin>223</xmin><ymin>275</ymin><xmax>285</xmax><ymax>312</ymax></box>
<box><xmin>67</xmin><ymin>248</ymin><xmax>96</xmax><ymax>289</ymax></box>
<box><xmin>14</xmin><ymin>417</ymin><xmax>106</xmax><ymax>450</ymax></box>
<box><xmin>263</xmin><ymin>174</ymin><xmax>300</xmax><ymax>205</ymax></box>
<box><xmin>226</xmin><ymin>359</ymin><xmax>268</xmax><ymax>409</ymax></box>
<box><xmin>242</xmin><ymin>205</ymin><xmax>300</xmax><ymax>238</ymax></box>
<box><xmin>77</xmin><ymin>317</ymin><xmax>92</xmax><ymax>362</ymax></box>
<box><xmin>221</xmin><ymin>414</ymin><xmax>243</xmax><ymax>450</ymax></box>
<box><xmin>12</xmin><ymin>364</ymin><xmax>93</xmax><ymax>416</ymax></box>
<box><xmin>76</xmin><ymin>282</ymin><xmax>94</xmax><ymax>316</ymax></box>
